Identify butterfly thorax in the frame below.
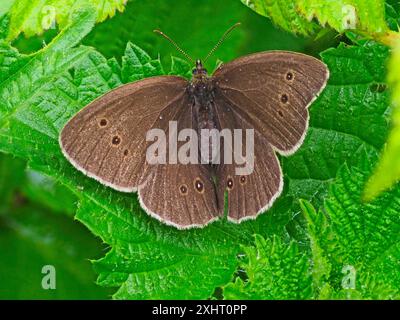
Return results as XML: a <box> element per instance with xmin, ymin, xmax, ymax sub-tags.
<box><xmin>188</xmin><ymin>67</ymin><xmax>218</xmax><ymax>132</ymax></box>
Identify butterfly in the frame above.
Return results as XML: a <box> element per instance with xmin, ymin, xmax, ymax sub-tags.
<box><xmin>59</xmin><ymin>24</ymin><xmax>329</xmax><ymax>229</ymax></box>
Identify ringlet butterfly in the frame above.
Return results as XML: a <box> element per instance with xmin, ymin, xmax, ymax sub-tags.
<box><xmin>60</xmin><ymin>23</ymin><xmax>329</xmax><ymax>229</ymax></box>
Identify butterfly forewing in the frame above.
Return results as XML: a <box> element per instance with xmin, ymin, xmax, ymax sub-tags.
<box><xmin>60</xmin><ymin>76</ymin><xmax>188</xmax><ymax>192</ymax></box>
<box><xmin>213</xmin><ymin>51</ymin><xmax>329</xmax><ymax>155</ymax></box>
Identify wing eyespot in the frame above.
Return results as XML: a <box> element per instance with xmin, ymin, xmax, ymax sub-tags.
<box><xmin>194</xmin><ymin>178</ymin><xmax>204</xmax><ymax>193</ymax></box>
<box><xmin>112</xmin><ymin>136</ymin><xmax>121</xmax><ymax>146</ymax></box>
<box><xmin>179</xmin><ymin>184</ymin><xmax>188</xmax><ymax>195</ymax></box>
<box><xmin>286</xmin><ymin>72</ymin><xmax>294</xmax><ymax>81</ymax></box>
<box><xmin>123</xmin><ymin>149</ymin><xmax>129</xmax><ymax>156</ymax></box>
<box><xmin>280</xmin><ymin>94</ymin><xmax>288</xmax><ymax>104</ymax></box>
<box><xmin>227</xmin><ymin>177</ymin><xmax>234</xmax><ymax>190</ymax></box>
<box><xmin>239</xmin><ymin>176</ymin><xmax>247</xmax><ymax>185</ymax></box>
<box><xmin>99</xmin><ymin>118</ymin><xmax>108</xmax><ymax>127</ymax></box>
<box><xmin>278</xmin><ymin>110</ymin><xmax>284</xmax><ymax>117</ymax></box>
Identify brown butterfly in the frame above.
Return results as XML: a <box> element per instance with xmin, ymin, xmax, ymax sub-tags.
<box><xmin>60</xmin><ymin>23</ymin><xmax>329</xmax><ymax>229</ymax></box>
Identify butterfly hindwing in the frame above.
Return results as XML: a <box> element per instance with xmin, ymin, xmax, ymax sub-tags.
<box><xmin>214</xmin><ymin>94</ymin><xmax>283</xmax><ymax>221</ymax></box>
<box><xmin>139</xmin><ymin>100</ymin><xmax>220</xmax><ymax>228</ymax></box>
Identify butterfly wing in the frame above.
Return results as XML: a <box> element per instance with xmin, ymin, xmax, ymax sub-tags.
<box><xmin>138</xmin><ymin>100</ymin><xmax>220</xmax><ymax>229</ymax></box>
<box><xmin>60</xmin><ymin>76</ymin><xmax>188</xmax><ymax>192</ymax></box>
<box><xmin>212</xmin><ymin>51</ymin><xmax>328</xmax><ymax>221</ymax></box>
<box><xmin>214</xmin><ymin>95</ymin><xmax>283</xmax><ymax>222</ymax></box>
<box><xmin>213</xmin><ymin>51</ymin><xmax>329</xmax><ymax>155</ymax></box>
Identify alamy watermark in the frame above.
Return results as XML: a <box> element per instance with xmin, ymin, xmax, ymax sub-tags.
<box><xmin>341</xmin><ymin>265</ymin><xmax>356</xmax><ymax>290</ymax></box>
<box><xmin>146</xmin><ymin>121</ymin><xmax>254</xmax><ymax>175</ymax></box>
<box><xmin>41</xmin><ymin>265</ymin><xmax>56</xmax><ymax>290</ymax></box>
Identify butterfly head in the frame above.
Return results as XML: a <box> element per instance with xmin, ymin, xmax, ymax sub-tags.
<box><xmin>192</xmin><ymin>59</ymin><xmax>208</xmax><ymax>79</ymax></box>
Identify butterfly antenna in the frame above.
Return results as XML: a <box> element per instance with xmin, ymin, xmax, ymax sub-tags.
<box><xmin>154</xmin><ymin>29</ymin><xmax>194</xmax><ymax>64</ymax></box>
<box><xmin>203</xmin><ymin>22</ymin><xmax>241</xmax><ymax>63</ymax></box>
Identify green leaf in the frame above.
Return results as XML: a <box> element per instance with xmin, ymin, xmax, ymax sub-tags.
<box><xmin>228</xmin><ymin>150</ymin><xmax>400</xmax><ymax>300</ymax></box>
<box><xmin>364</xmin><ymin>37</ymin><xmax>400</xmax><ymax>201</ymax></box>
<box><xmin>0</xmin><ymin>4</ymin><xmax>393</xmax><ymax>298</ymax></box>
<box><xmin>240</xmin><ymin>0</ymin><xmax>320</xmax><ymax>36</ymax></box>
<box><xmin>385</xmin><ymin>1</ymin><xmax>400</xmax><ymax>31</ymax></box>
<box><xmin>223</xmin><ymin>235</ymin><xmax>313</xmax><ymax>299</ymax></box>
<box><xmin>300</xmin><ymin>199</ymin><xmax>332</xmax><ymax>298</ymax></box>
<box><xmin>169</xmin><ymin>56</ymin><xmax>192</xmax><ymax>80</ymax></box>
<box><xmin>6</xmin><ymin>0</ymin><xmax>128</xmax><ymax>40</ymax></box>
<box><xmin>241</xmin><ymin>0</ymin><xmax>393</xmax><ymax>44</ymax></box>
<box><xmin>296</xmin><ymin>0</ymin><xmax>388</xmax><ymax>33</ymax></box>
<box><xmin>121</xmin><ymin>43</ymin><xmax>164</xmax><ymax>83</ymax></box>
<box><xmin>301</xmin><ymin>151</ymin><xmax>400</xmax><ymax>299</ymax></box>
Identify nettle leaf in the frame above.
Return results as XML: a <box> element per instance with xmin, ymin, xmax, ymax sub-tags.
<box><xmin>223</xmin><ymin>235</ymin><xmax>313</xmax><ymax>299</ymax></box>
<box><xmin>241</xmin><ymin>0</ymin><xmax>389</xmax><ymax>37</ymax></box>
<box><xmin>240</xmin><ymin>0</ymin><xmax>319</xmax><ymax>36</ymax></box>
<box><xmin>6</xmin><ymin>0</ymin><xmax>128</xmax><ymax>40</ymax></box>
<box><xmin>364</xmin><ymin>37</ymin><xmax>400</xmax><ymax>200</ymax></box>
<box><xmin>301</xmin><ymin>150</ymin><xmax>400</xmax><ymax>299</ymax></box>
<box><xmin>226</xmin><ymin>150</ymin><xmax>400</xmax><ymax>300</ymax></box>
<box><xmin>0</xmin><ymin>4</ymin><xmax>392</xmax><ymax>298</ymax></box>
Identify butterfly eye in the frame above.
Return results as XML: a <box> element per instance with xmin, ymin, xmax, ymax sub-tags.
<box><xmin>194</xmin><ymin>178</ymin><xmax>204</xmax><ymax>193</ymax></box>
<box><xmin>227</xmin><ymin>177</ymin><xmax>234</xmax><ymax>190</ymax></box>
<box><xmin>280</xmin><ymin>94</ymin><xmax>288</xmax><ymax>103</ymax></box>
<box><xmin>179</xmin><ymin>184</ymin><xmax>188</xmax><ymax>195</ymax></box>
<box><xmin>112</xmin><ymin>136</ymin><xmax>121</xmax><ymax>145</ymax></box>
<box><xmin>99</xmin><ymin>118</ymin><xmax>108</xmax><ymax>127</ymax></box>
<box><xmin>286</xmin><ymin>72</ymin><xmax>294</xmax><ymax>80</ymax></box>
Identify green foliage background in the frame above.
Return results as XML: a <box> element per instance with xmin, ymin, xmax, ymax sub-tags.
<box><xmin>0</xmin><ymin>0</ymin><xmax>399</xmax><ymax>299</ymax></box>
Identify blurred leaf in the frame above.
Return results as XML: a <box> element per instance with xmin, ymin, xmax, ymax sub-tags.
<box><xmin>386</xmin><ymin>1</ymin><xmax>400</xmax><ymax>31</ymax></box>
<box><xmin>6</xmin><ymin>0</ymin><xmax>128</xmax><ymax>40</ymax></box>
<box><xmin>0</xmin><ymin>201</ymin><xmax>111</xmax><ymax>299</ymax></box>
<box><xmin>22</xmin><ymin>169</ymin><xmax>77</xmax><ymax>215</ymax></box>
<box><xmin>364</xmin><ymin>37</ymin><xmax>400</xmax><ymax>201</ymax></box>
<box><xmin>0</xmin><ymin>153</ymin><xmax>26</xmax><ymax>214</ymax></box>
<box><xmin>0</xmin><ymin>0</ymin><xmax>14</xmax><ymax>17</ymax></box>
